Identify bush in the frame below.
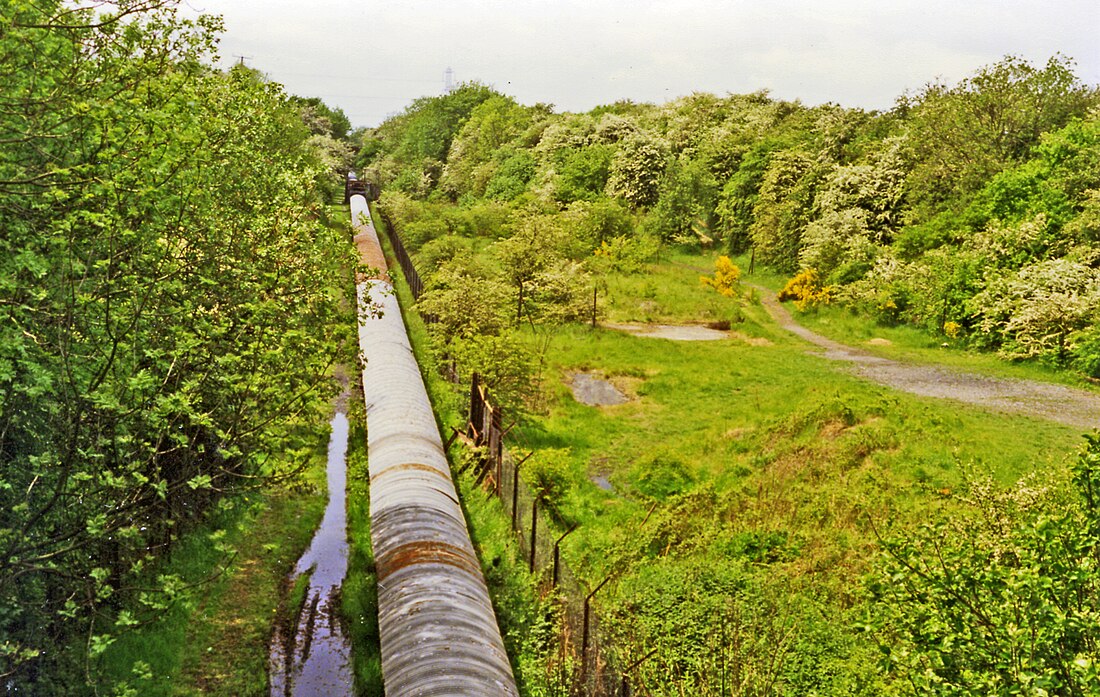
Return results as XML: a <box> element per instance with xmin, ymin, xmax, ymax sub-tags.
<box><xmin>777</xmin><ymin>268</ymin><xmax>834</xmax><ymax>311</ymax></box>
<box><xmin>523</xmin><ymin>448</ymin><xmax>573</xmax><ymax>509</ymax></box>
<box><xmin>700</xmin><ymin>256</ymin><xmax>742</xmax><ymax>297</ymax></box>
<box><xmin>1071</xmin><ymin>324</ymin><xmax>1100</xmax><ymax>378</ymax></box>
<box><xmin>592</xmin><ymin>234</ymin><xmax>660</xmax><ymax>274</ymax></box>
<box><xmin>632</xmin><ymin>452</ymin><xmax>695</xmax><ymax>501</ymax></box>
<box><xmin>867</xmin><ymin>435</ymin><xmax>1100</xmax><ymax>695</ymax></box>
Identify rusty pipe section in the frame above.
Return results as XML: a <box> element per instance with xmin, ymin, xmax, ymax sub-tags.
<box><xmin>350</xmin><ymin>193</ymin><xmax>518</xmax><ymax>696</ymax></box>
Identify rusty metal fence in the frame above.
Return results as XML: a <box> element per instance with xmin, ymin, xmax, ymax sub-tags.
<box><xmin>377</xmin><ymin>210</ymin><xmax>426</xmax><ymax>301</ymax></box>
<box><xmin>383</xmin><ymin>208</ymin><xmax>641</xmax><ymax>696</ymax></box>
<box><xmin>461</xmin><ymin>375</ymin><xmax>627</xmax><ymax>696</ymax></box>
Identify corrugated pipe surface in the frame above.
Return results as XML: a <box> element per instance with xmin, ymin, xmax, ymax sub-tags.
<box><xmin>350</xmin><ymin>194</ymin><xmax>519</xmax><ymax>696</ymax></box>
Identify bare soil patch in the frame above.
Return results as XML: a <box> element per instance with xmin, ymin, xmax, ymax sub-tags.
<box><xmin>568</xmin><ymin>372</ymin><xmax>630</xmax><ymax>406</ymax></box>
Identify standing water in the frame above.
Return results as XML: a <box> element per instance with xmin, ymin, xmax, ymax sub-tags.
<box><xmin>269</xmin><ymin>411</ymin><xmax>353</xmax><ymax>696</ymax></box>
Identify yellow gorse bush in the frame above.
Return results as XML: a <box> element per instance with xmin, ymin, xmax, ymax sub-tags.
<box><xmin>778</xmin><ymin>268</ymin><xmax>834</xmax><ymax>311</ymax></box>
<box><xmin>700</xmin><ymin>256</ymin><xmax>741</xmax><ymax>297</ymax></box>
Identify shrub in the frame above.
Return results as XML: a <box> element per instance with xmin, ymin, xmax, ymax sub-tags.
<box><xmin>523</xmin><ymin>448</ymin><xmax>573</xmax><ymax>509</ymax></box>
<box><xmin>632</xmin><ymin>452</ymin><xmax>695</xmax><ymax>501</ymax></box>
<box><xmin>777</xmin><ymin>268</ymin><xmax>834</xmax><ymax>311</ymax></box>
<box><xmin>867</xmin><ymin>435</ymin><xmax>1100</xmax><ymax>695</ymax></box>
<box><xmin>592</xmin><ymin>234</ymin><xmax>660</xmax><ymax>274</ymax></box>
<box><xmin>1071</xmin><ymin>324</ymin><xmax>1100</xmax><ymax>378</ymax></box>
<box><xmin>699</xmin><ymin>256</ymin><xmax>742</xmax><ymax>297</ymax></box>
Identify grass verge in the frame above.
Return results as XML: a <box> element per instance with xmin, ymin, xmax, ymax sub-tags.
<box><xmin>96</xmin><ymin>458</ymin><xmax>327</xmax><ymax>696</ymax></box>
<box><xmin>342</xmin><ymin>386</ymin><xmax>384</xmax><ymax>695</ymax></box>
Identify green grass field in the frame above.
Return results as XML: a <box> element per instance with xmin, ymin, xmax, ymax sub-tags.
<box><xmin>381</xmin><ymin>231</ymin><xmax>1093</xmax><ymax>694</ymax></box>
<box><xmin>506</xmin><ymin>249</ymin><xmax>1088</xmax><ymax>694</ymax></box>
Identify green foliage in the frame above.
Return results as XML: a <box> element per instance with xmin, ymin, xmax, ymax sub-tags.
<box><xmin>750</xmin><ymin>150</ymin><xmax>819</xmax><ymax>271</ymax></box>
<box><xmin>648</xmin><ymin>155</ymin><xmax>719</xmax><ymax>243</ymax></box>
<box><xmin>605</xmin><ymin>558</ymin><xmax>877</xmax><ymax>696</ymax></box>
<box><xmin>1070</xmin><ymin>325</ymin><xmax>1100</xmax><ymax>378</ymax></box>
<box><xmin>492</xmin><ymin>214</ymin><xmax>589</xmax><ymax>323</ymax></box>
<box><xmin>868</xmin><ymin>435</ymin><xmax>1100</xmax><ymax>695</ymax></box>
<box><xmin>0</xmin><ymin>3</ymin><xmax>354</xmax><ymax>688</ymax></box>
<box><xmin>591</xmin><ymin>234</ymin><xmax>661</xmax><ymax>275</ymax></box>
<box><xmin>606</xmin><ymin>131</ymin><xmax>670</xmax><ymax>208</ymax></box>
<box><xmin>553</xmin><ymin>144</ymin><xmax>613</xmax><ymax>203</ymax></box>
<box><xmin>417</xmin><ymin>263</ymin><xmax>512</xmax><ymax>340</ymax></box>
<box><xmin>716</xmin><ymin>142</ymin><xmax>775</xmax><ymax>253</ymax></box>
<box><xmin>523</xmin><ymin>448</ymin><xmax>574</xmax><ymax>509</ymax></box>
<box><xmin>904</xmin><ymin>55</ymin><xmax>1097</xmax><ymax>215</ymax></box>
<box><xmin>631</xmin><ymin>452</ymin><xmax>696</xmax><ymax>501</ymax></box>
<box><xmin>356</xmin><ymin>53</ymin><xmax>1100</xmax><ymax>695</ymax></box>
<box><xmin>799</xmin><ymin>208</ymin><xmax>879</xmax><ymax>282</ymax></box>
<box><xmin>451</xmin><ymin>332</ymin><xmax>538</xmax><ymax>417</ymax></box>
<box><xmin>291</xmin><ymin>96</ymin><xmax>353</xmax><ymax>141</ymax></box>
<box><xmin>442</xmin><ymin>96</ymin><xmax>537</xmax><ymax>199</ymax></box>
<box><xmin>485</xmin><ymin>148</ymin><xmax>538</xmax><ymax>201</ymax></box>
<box><xmin>564</xmin><ymin>197</ymin><xmax>634</xmax><ymax>249</ymax></box>
<box><xmin>970</xmin><ymin>257</ymin><xmax>1100</xmax><ymax>361</ymax></box>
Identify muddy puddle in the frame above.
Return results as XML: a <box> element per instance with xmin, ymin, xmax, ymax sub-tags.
<box><xmin>269</xmin><ymin>412</ymin><xmax>353</xmax><ymax>697</ymax></box>
<box><xmin>568</xmin><ymin>372</ymin><xmax>630</xmax><ymax>406</ymax></box>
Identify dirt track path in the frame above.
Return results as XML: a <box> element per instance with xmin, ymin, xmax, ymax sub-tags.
<box><xmin>753</xmin><ymin>288</ymin><xmax>1100</xmax><ymax>431</ymax></box>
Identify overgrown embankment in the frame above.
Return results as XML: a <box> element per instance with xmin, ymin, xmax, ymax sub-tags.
<box><xmin>348</xmin><ymin>53</ymin><xmax>1100</xmax><ymax>694</ymax></box>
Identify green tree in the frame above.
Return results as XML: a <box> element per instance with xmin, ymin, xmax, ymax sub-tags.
<box><xmin>970</xmin><ymin>257</ymin><xmax>1100</xmax><ymax>361</ymax></box>
<box><xmin>869</xmin><ymin>435</ymin><xmax>1100</xmax><ymax>695</ymax></box>
<box><xmin>553</xmin><ymin>144</ymin><xmax>613</xmax><ymax>203</ymax></box>
<box><xmin>905</xmin><ymin>55</ymin><xmax>1097</xmax><ymax>216</ymax></box>
<box><xmin>441</xmin><ymin>95</ymin><xmax>535</xmax><ymax>198</ymax></box>
<box><xmin>606</xmin><ymin>131</ymin><xmax>669</xmax><ymax>208</ymax></box>
<box><xmin>0</xmin><ymin>3</ymin><xmax>352</xmax><ymax>687</ymax></box>
<box><xmin>750</xmin><ymin>150</ymin><xmax>818</xmax><ymax>271</ymax></box>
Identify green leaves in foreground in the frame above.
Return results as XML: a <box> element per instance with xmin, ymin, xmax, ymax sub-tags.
<box><xmin>868</xmin><ymin>433</ymin><xmax>1100</xmax><ymax>695</ymax></box>
<box><xmin>0</xmin><ymin>1</ymin><xmax>354</xmax><ymax>689</ymax></box>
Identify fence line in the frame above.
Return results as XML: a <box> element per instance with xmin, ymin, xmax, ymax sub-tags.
<box><xmin>382</xmin><ymin>207</ymin><xmax>645</xmax><ymax>696</ymax></box>
<box><xmin>377</xmin><ymin>210</ymin><xmax>426</xmax><ymax>301</ymax></box>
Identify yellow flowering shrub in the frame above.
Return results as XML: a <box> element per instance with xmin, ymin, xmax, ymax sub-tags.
<box><xmin>777</xmin><ymin>268</ymin><xmax>834</xmax><ymax>311</ymax></box>
<box><xmin>699</xmin><ymin>256</ymin><xmax>741</xmax><ymax>297</ymax></box>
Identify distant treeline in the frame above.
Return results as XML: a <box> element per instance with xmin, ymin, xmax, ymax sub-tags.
<box><xmin>357</xmin><ymin>54</ymin><xmax>1100</xmax><ymax>375</ymax></box>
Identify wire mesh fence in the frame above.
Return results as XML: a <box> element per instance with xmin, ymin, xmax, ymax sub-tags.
<box><xmin>468</xmin><ymin>376</ymin><xmax>630</xmax><ymax>696</ymax></box>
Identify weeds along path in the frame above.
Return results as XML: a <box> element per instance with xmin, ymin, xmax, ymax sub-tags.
<box><xmin>751</xmin><ymin>286</ymin><xmax>1100</xmax><ymax>430</ymax></box>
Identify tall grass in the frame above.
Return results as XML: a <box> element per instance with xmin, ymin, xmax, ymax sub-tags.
<box><xmin>342</xmin><ymin>394</ymin><xmax>384</xmax><ymax>695</ymax></box>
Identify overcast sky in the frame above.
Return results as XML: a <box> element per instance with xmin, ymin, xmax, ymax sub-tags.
<box><xmin>181</xmin><ymin>0</ymin><xmax>1100</xmax><ymax>129</ymax></box>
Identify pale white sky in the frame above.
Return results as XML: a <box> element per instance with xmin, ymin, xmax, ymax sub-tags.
<box><xmin>182</xmin><ymin>0</ymin><xmax>1100</xmax><ymax>128</ymax></box>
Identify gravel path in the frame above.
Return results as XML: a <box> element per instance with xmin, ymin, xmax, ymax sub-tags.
<box><xmin>754</xmin><ymin>289</ymin><xmax>1100</xmax><ymax>430</ymax></box>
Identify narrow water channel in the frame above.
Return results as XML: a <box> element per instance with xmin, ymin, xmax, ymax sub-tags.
<box><xmin>269</xmin><ymin>411</ymin><xmax>353</xmax><ymax>697</ymax></box>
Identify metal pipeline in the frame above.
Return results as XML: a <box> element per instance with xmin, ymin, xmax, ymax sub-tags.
<box><xmin>350</xmin><ymin>193</ymin><xmax>518</xmax><ymax>696</ymax></box>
